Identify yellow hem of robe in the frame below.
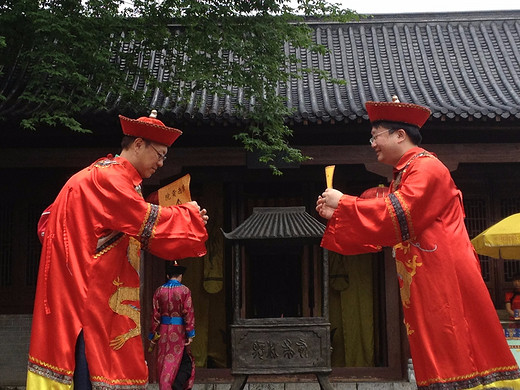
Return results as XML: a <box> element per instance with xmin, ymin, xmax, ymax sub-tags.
<box><xmin>466</xmin><ymin>378</ymin><xmax>520</xmax><ymax>389</ymax></box>
<box><xmin>27</xmin><ymin>370</ymin><xmax>72</xmax><ymax>390</ymax></box>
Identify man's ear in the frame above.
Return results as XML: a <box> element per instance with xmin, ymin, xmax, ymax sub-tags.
<box><xmin>396</xmin><ymin>129</ymin><xmax>407</xmax><ymax>141</ymax></box>
<box><xmin>133</xmin><ymin>137</ymin><xmax>146</xmax><ymax>151</ymax></box>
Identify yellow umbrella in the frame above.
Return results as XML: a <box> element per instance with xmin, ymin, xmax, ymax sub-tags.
<box><xmin>471</xmin><ymin>213</ymin><xmax>520</xmax><ymax>260</ymax></box>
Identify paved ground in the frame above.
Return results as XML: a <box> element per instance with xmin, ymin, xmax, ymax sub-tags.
<box><xmin>0</xmin><ymin>383</ymin><xmax>416</xmax><ymax>390</ymax></box>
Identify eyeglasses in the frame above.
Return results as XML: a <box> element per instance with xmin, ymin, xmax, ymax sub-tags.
<box><xmin>150</xmin><ymin>144</ymin><xmax>167</xmax><ymax>162</ymax></box>
<box><xmin>369</xmin><ymin>129</ymin><xmax>391</xmax><ymax>145</ymax></box>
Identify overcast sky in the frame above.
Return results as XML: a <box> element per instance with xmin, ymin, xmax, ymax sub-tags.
<box><xmin>333</xmin><ymin>0</ymin><xmax>520</xmax><ymax>14</ymax></box>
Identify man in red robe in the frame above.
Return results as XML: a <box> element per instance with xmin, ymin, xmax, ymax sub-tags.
<box><xmin>27</xmin><ymin>111</ymin><xmax>209</xmax><ymax>390</ymax></box>
<box><xmin>149</xmin><ymin>261</ymin><xmax>195</xmax><ymax>390</ymax></box>
<box><xmin>316</xmin><ymin>97</ymin><xmax>520</xmax><ymax>389</ymax></box>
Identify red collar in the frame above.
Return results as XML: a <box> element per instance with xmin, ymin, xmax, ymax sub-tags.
<box><xmin>114</xmin><ymin>156</ymin><xmax>142</xmax><ymax>188</ymax></box>
<box><xmin>393</xmin><ymin>146</ymin><xmax>425</xmax><ymax>172</ymax></box>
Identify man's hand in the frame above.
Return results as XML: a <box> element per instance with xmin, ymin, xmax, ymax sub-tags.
<box><xmin>188</xmin><ymin>201</ymin><xmax>209</xmax><ymax>225</ymax></box>
<box><xmin>316</xmin><ymin>188</ymin><xmax>344</xmax><ymax>220</ymax></box>
<box><xmin>199</xmin><ymin>208</ymin><xmax>209</xmax><ymax>225</ymax></box>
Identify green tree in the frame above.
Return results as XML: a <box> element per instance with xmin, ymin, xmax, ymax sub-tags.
<box><xmin>0</xmin><ymin>0</ymin><xmax>357</xmax><ymax>173</ymax></box>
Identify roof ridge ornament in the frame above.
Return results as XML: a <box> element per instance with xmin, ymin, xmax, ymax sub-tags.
<box><xmin>392</xmin><ymin>95</ymin><xmax>400</xmax><ymax>103</ymax></box>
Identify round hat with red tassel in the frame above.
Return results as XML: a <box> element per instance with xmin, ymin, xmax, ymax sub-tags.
<box><xmin>365</xmin><ymin>96</ymin><xmax>431</xmax><ymax>128</ymax></box>
<box><xmin>119</xmin><ymin>110</ymin><xmax>182</xmax><ymax>146</ymax></box>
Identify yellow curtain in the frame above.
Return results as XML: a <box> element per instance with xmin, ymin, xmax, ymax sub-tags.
<box><xmin>178</xmin><ymin>181</ymin><xmax>227</xmax><ymax>368</ymax></box>
<box><xmin>179</xmin><ymin>257</ymin><xmax>209</xmax><ymax>367</ymax></box>
<box><xmin>329</xmin><ymin>252</ymin><xmax>375</xmax><ymax>367</ymax></box>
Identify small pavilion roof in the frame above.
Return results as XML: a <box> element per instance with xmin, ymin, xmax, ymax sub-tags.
<box><xmin>222</xmin><ymin>207</ymin><xmax>326</xmax><ymax>241</ymax></box>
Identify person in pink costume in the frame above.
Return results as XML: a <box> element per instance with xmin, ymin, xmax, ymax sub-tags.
<box><xmin>149</xmin><ymin>261</ymin><xmax>196</xmax><ymax>390</ymax></box>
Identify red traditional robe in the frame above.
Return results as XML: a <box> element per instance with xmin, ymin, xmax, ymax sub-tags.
<box><xmin>27</xmin><ymin>155</ymin><xmax>208</xmax><ymax>390</ymax></box>
<box><xmin>322</xmin><ymin>147</ymin><xmax>520</xmax><ymax>389</ymax></box>
<box><xmin>150</xmin><ymin>279</ymin><xmax>195</xmax><ymax>390</ymax></box>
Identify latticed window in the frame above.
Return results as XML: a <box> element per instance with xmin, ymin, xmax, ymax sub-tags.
<box><xmin>461</xmin><ymin>185</ymin><xmax>520</xmax><ymax>307</ymax></box>
<box><xmin>500</xmin><ymin>197</ymin><xmax>520</xmax><ymax>282</ymax></box>
<box><xmin>500</xmin><ymin>197</ymin><xmax>520</xmax><ymax>218</ymax></box>
<box><xmin>464</xmin><ymin>197</ymin><xmax>491</xmax><ymax>283</ymax></box>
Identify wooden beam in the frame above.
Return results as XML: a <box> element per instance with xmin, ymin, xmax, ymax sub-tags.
<box><xmin>299</xmin><ymin>143</ymin><xmax>520</xmax><ymax>179</ymax></box>
<box><xmin>299</xmin><ymin>143</ymin><xmax>520</xmax><ymax>165</ymax></box>
<box><xmin>3</xmin><ymin>144</ymin><xmax>520</xmax><ymax>171</ymax></box>
<box><xmin>0</xmin><ymin>147</ymin><xmax>246</xmax><ymax>168</ymax></box>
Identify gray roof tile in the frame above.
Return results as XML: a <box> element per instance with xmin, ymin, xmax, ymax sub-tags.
<box><xmin>2</xmin><ymin>11</ymin><xmax>520</xmax><ymax>125</ymax></box>
<box><xmin>286</xmin><ymin>12</ymin><xmax>520</xmax><ymax>123</ymax></box>
<box><xmin>222</xmin><ymin>207</ymin><xmax>326</xmax><ymax>240</ymax></box>
<box><xmin>160</xmin><ymin>11</ymin><xmax>520</xmax><ymax>124</ymax></box>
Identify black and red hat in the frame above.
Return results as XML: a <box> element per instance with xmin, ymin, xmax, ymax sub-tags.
<box><xmin>365</xmin><ymin>96</ymin><xmax>431</xmax><ymax>129</ymax></box>
<box><xmin>166</xmin><ymin>260</ymin><xmax>187</xmax><ymax>276</ymax></box>
<box><xmin>119</xmin><ymin>110</ymin><xmax>182</xmax><ymax>146</ymax></box>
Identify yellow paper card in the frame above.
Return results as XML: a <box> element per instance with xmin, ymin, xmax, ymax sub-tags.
<box><xmin>158</xmin><ymin>174</ymin><xmax>192</xmax><ymax>206</ymax></box>
<box><xmin>325</xmin><ymin>165</ymin><xmax>335</xmax><ymax>189</ymax></box>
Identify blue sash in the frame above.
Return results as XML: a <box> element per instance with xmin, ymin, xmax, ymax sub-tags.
<box><xmin>160</xmin><ymin>316</ymin><xmax>184</xmax><ymax>325</ymax></box>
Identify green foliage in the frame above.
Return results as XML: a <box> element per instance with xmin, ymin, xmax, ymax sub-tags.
<box><xmin>0</xmin><ymin>0</ymin><xmax>358</xmax><ymax>173</ymax></box>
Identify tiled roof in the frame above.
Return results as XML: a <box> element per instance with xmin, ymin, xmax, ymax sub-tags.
<box><xmin>2</xmin><ymin>11</ymin><xmax>520</xmax><ymax>126</ymax></box>
<box><xmin>292</xmin><ymin>11</ymin><xmax>520</xmax><ymax>123</ymax></box>
<box><xmin>134</xmin><ymin>11</ymin><xmax>520</xmax><ymax>125</ymax></box>
<box><xmin>222</xmin><ymin>207</ymin><xmax>325</xmax><ymax>240</ymax></box>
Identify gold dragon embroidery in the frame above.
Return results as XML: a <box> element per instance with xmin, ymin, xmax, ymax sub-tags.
<box><xmin>394</xmin><ymin>242</ymin><xmax>423</xmax><ymax>309</ymax></box>
<box><xmin>404</xmin><ymin>321</ymin><xmax>414</xmax><ymax>336</ymax></box>
<box><xmin>108</xmin><ymin>237</ymin><xmax>141</xmax><ymax>350</ymax></box>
